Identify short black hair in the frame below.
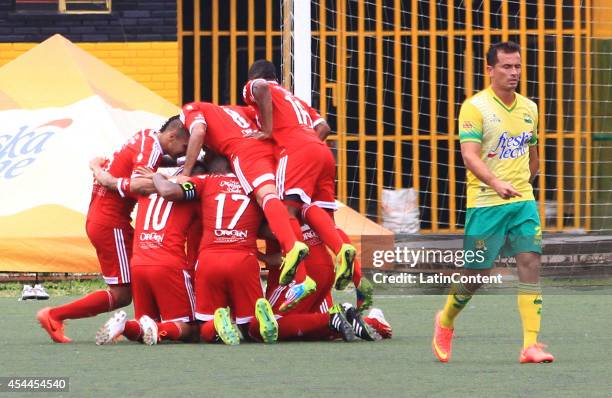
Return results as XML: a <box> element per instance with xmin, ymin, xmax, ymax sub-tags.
<box><xmin>160</xmin><ymin>115</ymin><xmax>187</xmax><ymax>138</ymax></box>
<box><xmin>486</xmin><ymin>41</ymin><xmax>521</xmax><ymax>66</ymax></box>
<box><xmin>248</xmin><ymin>59</ymin><xmax>277</xmax><ymax>80</ymax></box>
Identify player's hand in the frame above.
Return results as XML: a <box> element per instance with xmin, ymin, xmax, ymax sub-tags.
<box><xmin>492</xmin><ymin>180</ymin><xmax>521</xmax><ymax>200</ymax></box>
<box><xmin>89</xmin><ymin>157</ymin><xmax>106</xmax><ymax>172</ymax></box>
<box><xmin>133</xmin><ymin>166</ymin><xmax>155</xmax><ymax>178</ymax></box>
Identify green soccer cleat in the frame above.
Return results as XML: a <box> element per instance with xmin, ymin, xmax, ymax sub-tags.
<box><xmin>278</xmin><ymin>276</ymin><xmax>317</xmax><ymax>312</ymax></box>
<box><xmin>356</xmin><ymin>277</ymin><xmax>374</xmax><ymax>312</ymax></box>
<box><xmin>213</xmin><ymin>307</ymin><xmax>241</xmax><ymax>346</ymax></box>
<box><xmin>255</xmin><ymin>298</ymin><xmax>278</xmax><ymax>343</ymax></box>
<box><xmin>279</xmin><ymin>241</ymin><xmax>309</xmax><ymax>286</ymax></box>
<box><xmin>328</xmin><ymin>304</ymin><xmax>356</xmax><ymax>342</ymax></box>
<box><xmin>334</xmin><ymin>243</ymin><xmax>357</xmax><ymax>290</ymax></box>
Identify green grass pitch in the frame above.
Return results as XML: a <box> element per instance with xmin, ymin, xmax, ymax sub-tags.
<box><xmin>2</xmin><ymin>289</ymin><xmax>611</xmax><ymax>397</ymax></box>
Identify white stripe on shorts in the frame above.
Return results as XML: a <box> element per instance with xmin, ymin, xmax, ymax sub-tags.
<box><xmin>113</xmin><ymin>228</ymin><xmax>130</xmax><ymax>283</ymax></box>
<box><xmin>232</xmin><ymin>157</ymin><xmax>253</xmax><ymax>194</ymax></box>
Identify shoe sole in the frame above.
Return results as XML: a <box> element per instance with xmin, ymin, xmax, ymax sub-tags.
<box><xmin>143</xmin><ymin>328</ymin><xmax>157</xmax><ymax>346</ymax></box>
<box><xmin>279</xmin><ymin>245</ymin><xmax>309</xmax><ymax>286</ymax></box>
<box><xmin>335</xmin><ymin>247</ymin><xmax>356</xmax><ymax>290</ymax></box>
<box><xmin>279</xmin><ymin>279</ymin><xmax>317</xmax><ymax>312</ymax></box>
<box><xmin>255</xmin><ymin>299</ymin><xmax>278</xmax><ymax>343</ymax></box>
<box><xmin>214</xmin><ymin>309</ymin><xmax>240</xmax><ymax>346</ymax></box>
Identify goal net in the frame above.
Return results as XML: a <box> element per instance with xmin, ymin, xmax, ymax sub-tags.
<box><xmin>281</xmin><ymin>0</ymin><xmax>612</xmax><ymax>239</ymax></box>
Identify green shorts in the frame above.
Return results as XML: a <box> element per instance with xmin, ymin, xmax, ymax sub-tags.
<box><xmin>463</xmin><ymin>200</ymin><xmax>542</xmax><ymax>269</ymax></box>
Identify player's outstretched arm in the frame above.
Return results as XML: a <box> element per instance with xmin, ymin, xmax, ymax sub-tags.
<box><xmin>182</xmin><ymin>123</ymin><xmax>207</xmax><ymax>176</ymax></box>
<box><xmin>251</xmin><ymin>80</ymin><xmax>273</xmax><ymax>139</ymax></box>
<box><xmin>461</xmin><ymin>142</ymin><xmax>521</xmax><ymax>200</ymax></box>
<box><xmin>152</xmin><ymin>173</ymin><xmax>185</xmax><ymax>201</ymax></box>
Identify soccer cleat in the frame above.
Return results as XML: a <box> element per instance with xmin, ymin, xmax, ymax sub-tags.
<box><xmin>356</xmin><ymin>277</ymin><xmax>374</xmax><ymax>312</ymax></box>
<box><xmin>278</xmin><ymin>276</ymin><xmax>317</xmax><ymax>312</ymax></box>
<box><xmin>519</xmin><ymin>343</ymin><xmax>555</xmax><ymax>364</ymax></box>
<box><xmin>21</xmin><ymin>285</ymin><xmax>36</xmax><ymax>300</ymax></box>
<box><xmin>343</xmin><ymin>303</ymin><xmax>382</xmax><ymax>341</ymax></box>
<box><xmin>432</xmin><ymin>311</ymin><xmax>454</xmax><ymax>363</ymax></box>
<box><xmin>364</xmin><ymin>308</ymin><xmax>392</xmax><ymax>339</ymax></box>
<box><xmin>139</xmin><ymin>315</ymin><xmax>158</xmax><ymax>346</ymax></box>
<box><xmin>96</xmin><ymin>311</ymin><xmax>128</xmax><ymax>345</ymax></box>
<box><xmin>328</xmin><ymin>304</ymin><xmax>356</xmax><ymax>342</ymax></box>
<box><xmin>213</xmin><ymin>307</ymin><xmax>241</xmax><ymax>346</ymax></box>
<box><xmin>33</xmin><ymin>284</ymin><xmax>50</xmax><ymax>300</ymax></box>
<box><xmin>334</xmin><ymin>244</ymin><xmax>357</xmax><ymax>290</ymax></box>
<box><xmin>255</xmin><ymin>298</ymin><xmax>278</xmax><ymax>343</ymax></box>
<box><xmin>279</xmin><ymin>241</ymin><xmax>309</xmax><ymax>285</ymax></box>
<box><xmin>36</xmin><ymin>307</ymin><xmax>72</xmax><ymax>343</ymax></box>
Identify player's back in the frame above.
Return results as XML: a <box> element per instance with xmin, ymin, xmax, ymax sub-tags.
<box><xmin>131</xmin><ymin>192</ymin><xmax>199</xmax><ymax>268</ymax></box>
<box><xmin>87</xmin><ymin>129</ymin><xmax>163</xmax><ymax>227</ymax></box>
<box><xmin>243</xmin><ymin>80</ymin><xmax>323</xmax><ymax>149</ymax></box>
<box><xmin>194</xmin><ymin>173</ymin><xmax>263</xmax><ymax>253</ymax></box>
<box><xmin>180</xmin><ymin>102</ymin><xmax>259</xmax><ymax>154</ymax></box>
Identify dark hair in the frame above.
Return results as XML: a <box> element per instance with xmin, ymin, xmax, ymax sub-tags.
<box><xmin>248</xmin><ymin>59</ymin><xmax>277</xmax><ymax>80</ymax></box>
<box><xmin>160</xmin><ymin>115</ymin><xmax>187</xmax><ymax>138</ymax></box>
<box><xmin>486</xmin><ymin>41</ymin><xmax>521</xmax><ymax>66</ymax></box>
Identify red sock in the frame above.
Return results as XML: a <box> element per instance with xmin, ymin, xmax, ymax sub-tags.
<box><xmin>303</xmin><ymin>205</ymin><xmax>343</xmax><ymax>253</ymax></box>
<box><xmin>261</xmin><ymin>192</ymin><xmax>297</xmax><ymax>253</ymax></box>
<box><xmin>200</xmin><ymin>321</ymin><xmax>217</xmax><ymax>343</ymax></box>
<box><xmin>158</xmin><ymin>322</ymin><xmax>181</xmax><ymax>341</ymax></box>
<box><xmin>248</xmin><ymin>318</ymin><xmax>263</xmax><ymax>342</ymax></box>
<box><xmin>277</xmin><ymin>313</ymin><xmax>331</xmax><ymax>340</ymax></box>
<box><xmin>123</xmin><ymin>320</ymin><xmax>142</xmax><ymax>342</ymax></box>
<box><xmin>288</xmin><ymin>216</ymin><xmax>304</xmax><ymax>241</ymax></box>
<box><xmin>50</xmin><ymin>290</ymin><xmax>113</xmax><ymax>321</ymax></box>
<box><xmin>335</xmin><ymin>227</ymin><xmax>361</xmax><ymax>287</ymax></box>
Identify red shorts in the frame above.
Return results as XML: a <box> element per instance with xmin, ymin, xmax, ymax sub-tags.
<box><xmin>267</xmin><ymin>243</ymin><xmax>334</xmax><ymax>314</ymax></box>
<box><xmin>194</xmin><ymin>250</ymin><xmax>263</xmax><ymax>324</ymax></box>
<box><xmin>86</xmin><ymin>221</ymin><xmax>133</xmax><ymax>285</ymax></box>
<box><xmin>229</xmin><ymin>141</ymin><xmax>276</xmax><ymax>195</ymax></box>
<box><xmin>275</xmin><ymin>141</ymin><xmax>336</xmax><ymax>205</ymax></box>
<box><xmin>131</xmin><ymin>265</ymin><xmax>195</xmax><ymax>322</ymax></box>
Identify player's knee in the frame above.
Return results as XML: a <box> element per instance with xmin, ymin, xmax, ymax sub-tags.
<box><xmin>109</xmin><ymin>287</ymin><xmax>132</xmax><ymax>309</ymax></box>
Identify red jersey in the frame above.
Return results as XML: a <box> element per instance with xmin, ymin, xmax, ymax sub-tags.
<box><xmin>186</xmin><ymin>173</ymin><xmax>263</xmax><ymax>253</ymax></box>
<box><xmin>242</xmin><ymin>79</ymin><xmax>325</xmax><ymax>149</ymax></box>
<box><xmin>131</xmin><ymin>193</ymin><xmax>199</xmax><ymax>268</ymax></box>
<box><xmin>87</xmin><ymin>129</ymin><xmax>164</xmax><ymax>227</ymax></box>
<box><xmin>179</xmin><ymin>102</ymin><xmax>260</xmax><ymax>155</ymax></box>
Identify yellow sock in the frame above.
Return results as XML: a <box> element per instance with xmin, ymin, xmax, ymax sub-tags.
<box><xmin>517</xmin><ymin>282</ymin><xmax>542</xmax><ymax>349</ymax></box>
<box><xmin>439</xmin><ymin>283</ymin><xmax>472</xmax><ymax>329</ymax></box>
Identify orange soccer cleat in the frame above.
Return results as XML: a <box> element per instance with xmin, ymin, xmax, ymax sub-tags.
<box><xmin>432</xmin><ymin>311</ymin><xmax>454</xmax><ymax>363</ymax></box>
<box><xmin>519</xmin><ymin>343</ymin><xmax>555</xmax><ymax>364</ymax></box>
<box><xmin>36</xmin><ymin>307</ymin><xmax>72</xmax><ymax>343</ymax></box>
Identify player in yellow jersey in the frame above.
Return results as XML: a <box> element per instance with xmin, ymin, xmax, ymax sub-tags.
<box><xmin>432</xmin><ymin>42</ymin><xmax>554</xmax><ymax>364</ymax></box>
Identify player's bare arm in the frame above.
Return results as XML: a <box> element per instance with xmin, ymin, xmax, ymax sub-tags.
<box><xmin>89</xmin><ymin>157</ymin><xmax>155</xmax><ymax>195</ymax></box>
<box><xmin>461</xmin><ymin>142</ymin><xmax>521</xmax><ymax>199</ymax></box>
<box><xmin>529</xmin><ymin>145</ymin><xmax>539</xmax><ymax>184</ymax></box>
<box><xmin>152</xmin><ymin>173</ymin><xmax>185</xmax><ymax>201</ymax></box>
<box><xmin>251</xmin><ymin>80</ymin><xmax>273</xmax><ymax>139</ymax></box>
<box><xmin>182</xmin><ymin>123</ymin><xmax>207</xmax><ymax>176</ymax></box>
<box><xmin>315</xmin><ymin>120</ymin><xmax>331</xmax><ymax>141</ymax></box>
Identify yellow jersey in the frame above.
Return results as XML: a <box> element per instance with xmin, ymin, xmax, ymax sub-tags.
<box><xmin>459</xmin><ymin>86</ymin><xmax>538</xmax><ymax>208</ymax></box>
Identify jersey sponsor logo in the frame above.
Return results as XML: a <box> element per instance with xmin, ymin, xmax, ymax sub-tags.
<box><xmin>0</xmin><ymin>118</ymin><xmax>72</xmax><ymax>179</ymax></box>
<box><xmin>214</xmin><ymin>229</ymin><xmax>248</xmax><ymax>239</ymax></box>
<box><xmin>487</xmin><ymin>131</ymin><xmax>533</xmax><ymax>160</ymax></box>
<box><xmin>139</xmin><ymin>231</ymin><xmax>165</xmax><ymax>244</ymax></box>
<box><xmin>486</xmin><ymin>114</ymin><xmax>501</xmax><ymax>124</ymax></box>
<box><xmin>523</xmin><ymin>113</ymin><xmax>533</xmax><ymax>124</ymax></box>
<box><xmin>219</xmin><ymin>179</ymin><xmax>242</xmax><ymax>193</ymax></box>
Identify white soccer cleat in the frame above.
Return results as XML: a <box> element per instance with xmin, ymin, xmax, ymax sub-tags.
<box><xmin>365</xmin><ymin>308</ymin><xmax>392</xmax><ymax>339</ymax></box>
<box><xmin>33</xmin><ymin>284</ymin><xmax>50</xmax><ymax>300</ymax></box>
<box><xmin>139</xmin><ymin>315</ymin><xmax>158</xmax><ymax>346</ymax></box>
<box><xmin>21</xmin><ymin>285</ymin><xmax>36</xmax><ymax>300</ymax></box>
<box><xmin>96</xmin><ymin>311</ymin><xmax>128</xmax><ymax>345</ymax></box>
